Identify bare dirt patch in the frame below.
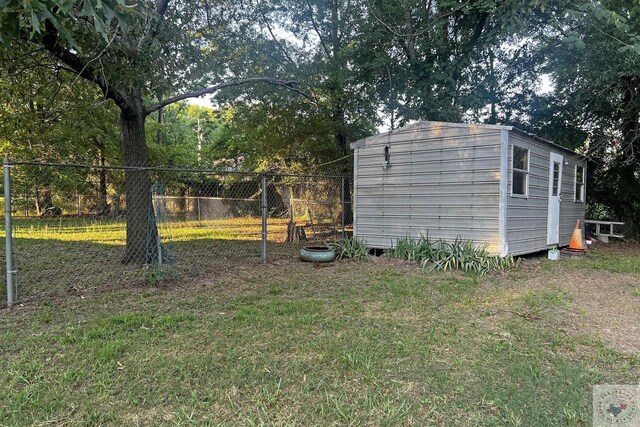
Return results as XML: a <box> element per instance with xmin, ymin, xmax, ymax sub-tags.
<box><xmin>499</xmin><ymin>244</ymin><xmax>640</xmax><ymax>354</ymax></box>
<box><xmin>547</xmin><ymin>269</ymin><xmax>640</xmax><ymax>353</ymax></box>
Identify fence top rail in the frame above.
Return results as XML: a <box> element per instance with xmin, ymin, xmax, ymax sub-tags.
<box><xmin>6</xmin><ymin>160</ymin><xmax>259</xmax><ymax>176</ymax></box>
<box><xmin>268</xmin><ymin>172</ymin><xmax>349</xmax><ymax>179</ymax></box>
<box><xmin>5</xmin><ymin>160</ymin><xmax>349</xmax><ymax>179</ymax></box>
<box><xmin>158</xmin><ymin>196</ymin><xmax>255</xmax><ymax>202</ymax></box>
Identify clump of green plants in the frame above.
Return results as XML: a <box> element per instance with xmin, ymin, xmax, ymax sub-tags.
<box><xmin>387</xmin><ymin>235</ymin><xmax>517</xmax><ymax>276</ymax></box>
<box><xmin>424</xmin><ymin>238</ymin><xmax>517</xmax><ymax>276</ymax></box>
<box><xmin>386</xmin><ymin>235</ymin><xmax>432</xmax><ymax>260</ymax></box>
<box><xmin>327</xmin><ymin>237</ymin><xmax>370</xmax><ymax>260</ymax></box>
<box><xmin>144</xmin><ymin>260</ymin><xmax>168</xmax><ymax>285</ymax></box>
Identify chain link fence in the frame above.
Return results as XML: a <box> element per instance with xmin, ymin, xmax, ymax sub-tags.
<box><xmin>1</xmin><ymin>161</ymin><xmax>352</xmax><ymax>305</ymax></box>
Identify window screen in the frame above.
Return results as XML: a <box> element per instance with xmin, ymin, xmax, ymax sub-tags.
<box><xmin>575</xmin><ymin>165</ymin><xmax>585</xmax><ymax>202</ymax></box>
<box><xmin>512</xmin><ymin>146</ymin><xmax>529</xmax><ymax>196</ymax></box>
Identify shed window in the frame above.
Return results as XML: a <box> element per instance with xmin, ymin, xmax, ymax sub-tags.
<box><xmin>511</xmin><ymin>146</ymin><xmax>529</xmax><ymax>196</ymax></box>
<box><xmin>552</xmin><ymin>162</ymin><xmax>560</xmax><ymax>196</ymax></box>
<box><xmin>575</xmin><ymin>165</ymin><xmax>585</xmax><ymax>202</ymax></box>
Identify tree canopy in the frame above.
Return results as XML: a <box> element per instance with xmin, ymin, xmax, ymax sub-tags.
<box><xmin>1</xmin><ymin>0</ymin><xmax>308</xmax><ymax>262</ymax></box>
<box><xmin>1</xmin><ymin>0</ymin><xmax>640</xmax><ymax>235</ymax></box>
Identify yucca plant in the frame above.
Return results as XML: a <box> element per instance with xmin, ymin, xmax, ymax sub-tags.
<box><xmin>387</xmin><ymin>234</ymin><xmax>435</xmax><ymax>261</ymax></box>
<box><xmin>423</xmin><ymin>238</ymin><xmax>517</xmax><ymax>276</ymax></box>
<box><xmin>328</xmin><ymin>237</ymin><xmax>370</xmax><ymax>260</ymax></box>
<box><xmin>387</xmin><ymin>235</ymin><xmax>517</xmax><ymax>276</ymax></box>
<box><xmin>387</xmin><ymin>235</ymin><xmax>419</xmax><ymax>260</ymax></box>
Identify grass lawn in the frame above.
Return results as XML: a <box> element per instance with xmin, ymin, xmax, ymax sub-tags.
<box><xmin>4</xmin><ymin>217</ymin><xmax>339</xmax><ymax>299</ymax></box>
<box><xmin>1</xmin><ymin>242</ymin><xmax>639</xmax><ymax>425</ymax></box>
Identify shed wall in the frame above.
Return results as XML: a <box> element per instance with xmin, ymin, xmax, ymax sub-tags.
<box><xmin>354</xmin><ymin>124</ymin><xmax>502</xmax><ymax>252</ymax></box>
<box><xmin>505</xmin><ymin>132</ymin><xmax>586</xmax><ymax>255</ymax></box>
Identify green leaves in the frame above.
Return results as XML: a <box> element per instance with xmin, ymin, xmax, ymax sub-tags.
<box><xmin>0</xmin><ymin>0</ymin><xmax>132</xmax><ymax>48</ymax></box>
<box><xmin>620</xmin><ymin>42</ymin><xmax>640</xmax><ymax>55</ymax></box>
<box><xmin>564</xmin><ymin>34</ymin><xmax>586</xmax><ymax>50</ymax></box>
<box><xmin>0</xmin><ymin>47</ymin><xmax>120</xmax><ymax>167</ymax></box>
<box><xmin>533</xmin><ymin>1</ymin><xmax>640</xmax><ymax>233</ymax></box>
<box><xmin>78</xmin><ymin>0</ymin><xmax>131</xmax><ymax>40</ymax></box>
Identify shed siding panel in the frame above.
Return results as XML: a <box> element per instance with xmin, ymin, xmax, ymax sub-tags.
<box><xmin>506</xmin><ymin>134</ymin><xmax>550</xmax><ymax>255</ymax></box>
<box><xmin>506</xmin><ymin>133</ymin><xmax>586</xmax><ymax>255</ymax></box>
<box><xmin>354</xmin><ymin>124</ymin><xmax>502</xmax><ymax>253</ymax></box>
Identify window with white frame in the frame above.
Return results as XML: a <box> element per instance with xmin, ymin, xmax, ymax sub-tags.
<box><xmin>575</xmin><ymin>165</ymin><xmax>585</xmax><ymax>202</ymax></box>
<box><xmin>511</xmin><ymin>145</ymin><xmax>529</xmax><ymax>196</ymax></box>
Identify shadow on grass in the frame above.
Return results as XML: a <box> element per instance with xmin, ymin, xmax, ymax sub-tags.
<box><xmin>0</xmin><ymin>236</ymin><xmax>317</xmax><ymax>304</ymax></box>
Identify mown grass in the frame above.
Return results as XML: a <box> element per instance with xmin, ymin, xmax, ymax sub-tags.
<box><xmin>1</xmin><ymin>216</ymin><xmax>339</xmax><ymax>299</ymax></box>
<box><xmin>9</xmin><ymin>216</ymin><xmax>294</xmax><ymax>244</ymax></box>
<box><xmin>542</xmin><ymin>241</ymin><xmax>640</xmax><ymax>275</ymax></box>
<box><xmin>1</xmin><ymin>258</ymin><xmax>638</xmax><ymax>426</ymax></box>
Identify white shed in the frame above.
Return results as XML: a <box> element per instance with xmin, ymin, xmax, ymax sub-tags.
<box><xmin>350</xmin><ymin>121</ymin><xmax>587</xmax><ymax>256</ymax></box>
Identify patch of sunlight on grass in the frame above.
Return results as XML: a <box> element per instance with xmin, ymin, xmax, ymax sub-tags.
<box><xmin>8</xmin><ymin>217</ymin><xmax>298</xmax><ymax>245</ymax></box>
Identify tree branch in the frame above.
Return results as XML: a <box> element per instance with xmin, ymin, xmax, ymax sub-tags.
<box><xmin>41</xmin><ymin>21</ymin><xmax>133</xmax><ymax>114</ymax></box>
<box><xmin>451</xmin><ymin>12</ymin><xmax>489</xmax><ymax>84</ymax></box>
<box><xmin>145</xmin><ymin>77</ymin><xmax>316</xmax><ymax>114</ymax></box>
<box><xmin>155</xmin><ymin>0</ymin><xmax>171</xmax><ymax>15</ymax></box>
<box><xmin>304</xmin><ymin>0</ymin><xmax>332</xmax><ymax>58</ymax></box>
<box><xmin>257</xmin><ymin>0</ymin><xmax>296</xmax><ymax>66</ymax></box>
<box><xmin>150</xmin><ymin>0</ymin><xmax>172</xmax><ymax>38</ymax></box>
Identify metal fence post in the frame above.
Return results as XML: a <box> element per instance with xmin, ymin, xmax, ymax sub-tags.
<box><xmin>261</xmin><ymin>173</ymin><xmax>267</xmax><ymax>263</ymax></box>
<box><xmin>341</xmin><ymin>177</ymin><xmax>346</xmax><ymax>240</ymax></box>
<box><xmin>4</xmin><ymin>157</ymin><xmax>14</xmax><ymax>307</ymax></box>
<box><xmin>151</xmin><ymin>186</ymin><xmax>162</xmax><ymax>270</ymax></box>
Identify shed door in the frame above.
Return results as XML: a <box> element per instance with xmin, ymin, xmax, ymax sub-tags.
<box><xmin>546</xmin><ymin>152</ymin><xmax>563</xmax><ymax>245</ymax></box>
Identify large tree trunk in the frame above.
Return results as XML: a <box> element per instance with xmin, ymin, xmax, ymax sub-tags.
<box><xmin>616</xmin><ymin>75</ymin><xmax>640</xmax><ymax>234</ymax></box>
<box><xmin>119</xmin><ymin>94</ymin><xmax>157</xmax><ymax>264</ymax></box>
<box><xmin>328</xmin><ymin>3</ymin><xmax>353</xmax><ymax>227</ymax></box>
<box><xmin>96</xmin><ymin>145</ymin><xmax>109</xmax><ymax>215</ymax></box>
<box><xmin>38</xmin><ymin>186</ymin><xmax>55</xmax><ymax>216</ymax></box>
<box><xmin>157</xmin><ymin>104</ymin><xmax>163</xmax><ymax>145</ymax></box>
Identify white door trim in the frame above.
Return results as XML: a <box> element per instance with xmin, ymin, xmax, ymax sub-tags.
<box><xmin>498</xmin><ymin>129</ymin><xmax>509</xmax><ymax>256</ymax></box>
<box><xmin>547</xmin><ymin>152</ymin><xmax>563</xmax><ymax>245</ymax></box>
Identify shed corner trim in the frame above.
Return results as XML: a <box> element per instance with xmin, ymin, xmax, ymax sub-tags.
<box><xmin>498</xmin><ymin>128</ymin><xmax>509</xmax><ymax>256</ymax></box>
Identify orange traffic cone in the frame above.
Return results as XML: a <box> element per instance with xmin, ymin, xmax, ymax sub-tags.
<box><xmin>569</xmin><ymin>219</ymin><xmax>585</xmax><ymax>251</ymax></box>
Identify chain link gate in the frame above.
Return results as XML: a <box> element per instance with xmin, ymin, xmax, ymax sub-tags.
<box><xmin>2</xmin><ymin>159</ymin><xmax>351</xmax><ymax>306</ymax></box>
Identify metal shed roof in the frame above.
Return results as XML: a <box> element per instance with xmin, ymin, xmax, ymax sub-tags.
<box><xmin>350</xmin><ymin>121</ymin><xmax>586</xmax><ymax>159</ymax></box>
